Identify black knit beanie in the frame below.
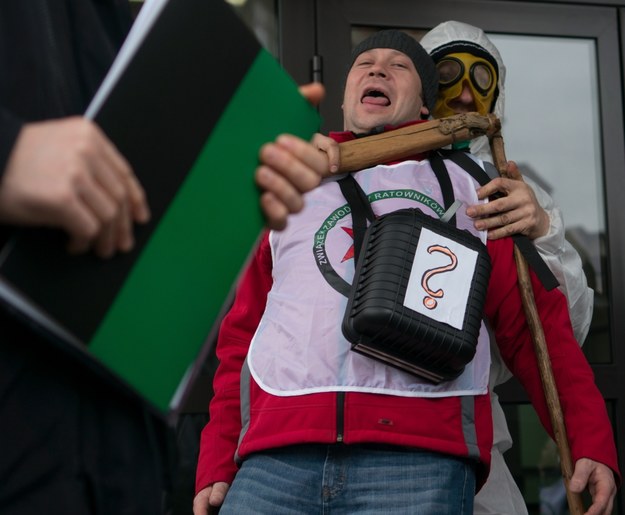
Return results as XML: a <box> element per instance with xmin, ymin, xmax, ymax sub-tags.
<box><xmin>349</xmin><ymin>30</ymin><xmax>439</xmax><ymax>112</ymax></box>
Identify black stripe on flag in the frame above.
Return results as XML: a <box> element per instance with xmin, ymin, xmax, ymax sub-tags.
<box><xmin>0</xmin><ymin>0</ymin><xmax>260</xmax><ymax>342</ymax></box>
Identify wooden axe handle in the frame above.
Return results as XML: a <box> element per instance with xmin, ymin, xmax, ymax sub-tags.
<box><xmin>337</xmin><ymin>112</ymin><xmax>500</xmax><ymax>173</ymax></box>
<box><xmin>490</xmin><ymin>132</ymin><xmax>585</xmax><ymax>515</ymax></box>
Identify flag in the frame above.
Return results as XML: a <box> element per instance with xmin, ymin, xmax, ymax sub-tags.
<box><xmin>0</xmin><ymin>0</ymin><xmax>320</xmax><ymax>414</ymax></box>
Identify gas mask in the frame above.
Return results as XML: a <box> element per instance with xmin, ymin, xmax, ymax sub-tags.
<box><xmin>432</xmin><ymin>52</ymin><xmax>497</xmax><ymax>118</ymax></box>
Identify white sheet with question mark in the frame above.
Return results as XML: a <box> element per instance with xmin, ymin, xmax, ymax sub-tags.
<box><xmin>404</xmin><ymin>227</ymin><xmax>479</xmax><ymax>329</ymax></box>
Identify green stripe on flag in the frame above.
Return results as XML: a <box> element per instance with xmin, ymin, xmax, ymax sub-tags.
<box><xmin>89</xmin><ymin>50</ymin><xmax>320</xmax><ymax>411</ymax></box>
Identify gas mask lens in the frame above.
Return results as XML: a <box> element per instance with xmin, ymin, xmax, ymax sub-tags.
<box><xmin>437</xmin><ymin>58</ymin><xmax>463</xmax><ymax>87</ymax></box>
<box><xmin>470</xmin><ymin>62</ymin><xmax>493</xmax><ymax>94</ymax></box>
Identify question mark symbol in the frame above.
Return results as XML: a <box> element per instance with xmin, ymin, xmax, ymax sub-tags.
<box><xmin>421</xmin><ymin>245</ymin><xmax>458</xmax><ymax>310</ymax></box>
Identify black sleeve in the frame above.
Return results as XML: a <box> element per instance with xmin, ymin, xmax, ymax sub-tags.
<box><xmin>0</xmin><ymin>107</ymin><xmax>23</xmax><ymax>182</ymax></box>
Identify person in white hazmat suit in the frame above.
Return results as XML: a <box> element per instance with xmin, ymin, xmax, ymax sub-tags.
<box><xmin>420</xmin><ymin>20</ymin><xmax>594</xmax><ymax>515</ymax></box>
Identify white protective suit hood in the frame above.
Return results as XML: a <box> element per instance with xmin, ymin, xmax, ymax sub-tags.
<box><xmin>420</xmin><ymin>21</ymin><xmax>506</xmax><ymax>161</ymax></box>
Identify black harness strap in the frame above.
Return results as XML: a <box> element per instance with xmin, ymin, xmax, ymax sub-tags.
<box><xmin>339</xmin><ymin>155</ymin><xmax>460</xmax><ymax>263</ymax></box>
<box><xmin>339</xmin><ymin>149</ymin><xmax>559</xmax><ymax>292</ymax></box>
<box><xmin>436</xmin><ymin>149</ymin><xmax>559</xmax><ymax>291</ymax></box>
<box><xmin>510</xmin><ymin>235</ymin><xmax>559</xmax><ymax>290</ymax></box>
<box><xmin>429</xmin><ymin>153</ymin><xmax>457</xmax><ymax>226</ymax></box>
<box><xmin>338</xmin><ymin>175</ymin><xmax>375</xmax><ymax>263</ymax></box>
<box><xmin>435</xmin><ymin>148</ymin><xmax>492</xmax><ymax>187</ymax></box>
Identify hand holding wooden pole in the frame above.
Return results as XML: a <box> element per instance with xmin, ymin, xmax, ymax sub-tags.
<box><xmin>489</xmin><ymin>131</ymin><xmax>585</xmax><ymax>515</ymax></box>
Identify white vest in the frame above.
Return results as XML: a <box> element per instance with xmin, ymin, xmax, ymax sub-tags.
<box><xmin>249</xmin><ymin>158</ymin><xmax>491</xmax><ymax>398</ymax></box>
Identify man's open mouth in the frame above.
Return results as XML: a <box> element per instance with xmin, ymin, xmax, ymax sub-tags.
<box><xmin>361</xmin><ymin>89</ymin><xmax>390</xmax><ymax>106</ymax></box>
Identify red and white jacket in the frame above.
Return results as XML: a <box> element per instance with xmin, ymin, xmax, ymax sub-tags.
<box><xmin>196</xmin><ymin>130</ymin><xmax>619</xmax><ymax>493</ymax></box>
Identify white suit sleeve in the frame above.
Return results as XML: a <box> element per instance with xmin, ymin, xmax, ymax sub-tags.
<box><xmin>524</xmin><ymin>176</ymin><xmax>594</xmax><ymax>345</ymax></box>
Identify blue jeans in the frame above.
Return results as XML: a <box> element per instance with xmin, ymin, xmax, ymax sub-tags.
<box><xmin>220</xmin><ymin>444</ymin><xmax>475</xmax><ymax>514</ymax></box>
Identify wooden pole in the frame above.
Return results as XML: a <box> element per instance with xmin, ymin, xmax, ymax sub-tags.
<box><xmin>337</xmin><ymin>112</ymin><xmax>500</xmax><ymax>173</ymax></box>
<box><xmin>489</xmin><ymin>132</ymin><xmax>585</xmax><ymax>515</ymax></box>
